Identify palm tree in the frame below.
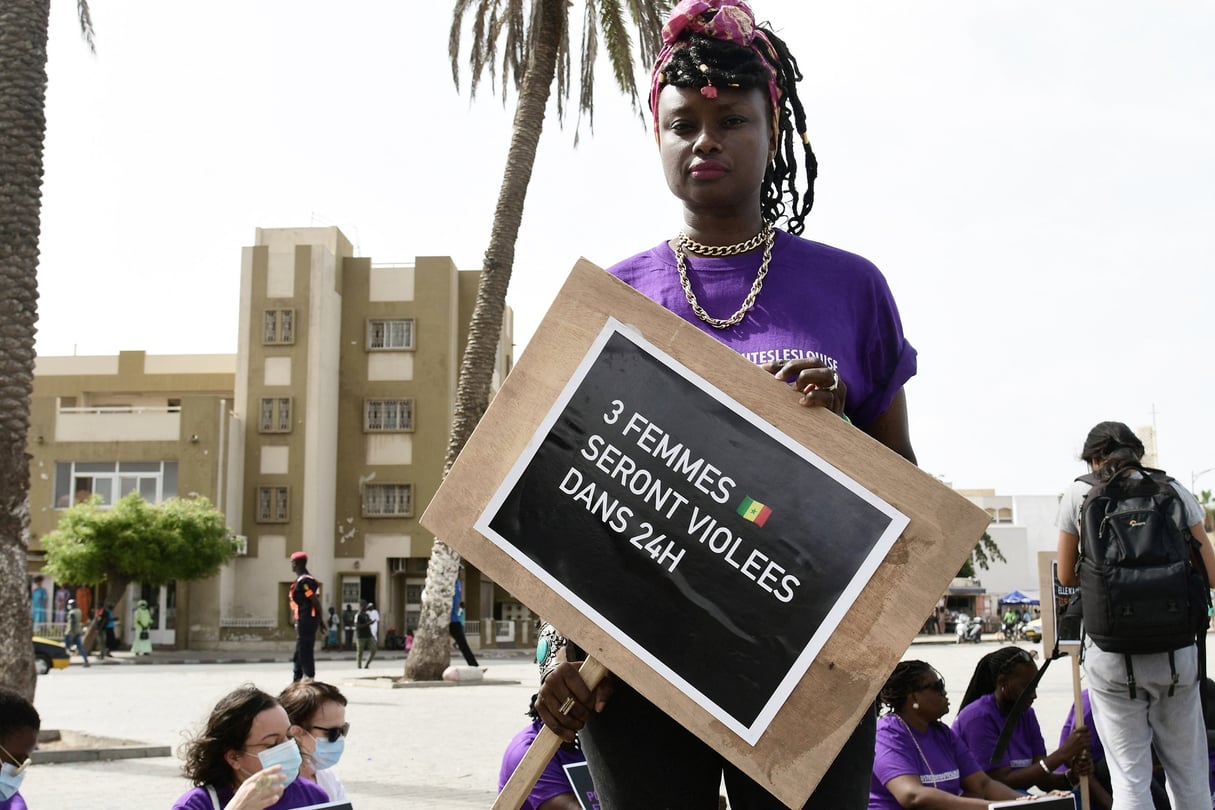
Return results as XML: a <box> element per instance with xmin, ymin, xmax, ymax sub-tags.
<box><xmin>405</xmin><ymin>0</ymin><xmax>670</xmax><ymax>680</ymax></box>
<box><xmin>0</xmin><ymin>0</ymin><xmax>93</xmax><ymax>699</ymax></box>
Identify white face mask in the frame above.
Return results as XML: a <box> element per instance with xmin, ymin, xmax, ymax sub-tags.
<box><xmin>256</xmin><ymin>738</ymin><xmax>302</xmax><ymax>786</ymax></box>
<box><xmin>309</xmin><ymin>736</ymin><xmax>345</xmax><ymax>771</ymax></box>
<box><xmin>0</xmin><ymin>761</ymin><xmax>26</xmax><ymax>800</ymax></box>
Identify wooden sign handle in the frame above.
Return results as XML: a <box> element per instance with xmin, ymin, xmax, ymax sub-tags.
<box><xmin>1070</xmin><ymin>653</ymin><xmax>1091</xmax><ymax>810</ymax></box>
<box><xmin>493</xmin><ymin>657</ymin><xmax>609</xmax><ymax>810</ymax></box>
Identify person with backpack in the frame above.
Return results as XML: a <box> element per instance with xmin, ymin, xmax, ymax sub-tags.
<box><xmin>1056</xmin><ymin>420</ymin><xmax>1215</xmax><ymax>809</ymax></box>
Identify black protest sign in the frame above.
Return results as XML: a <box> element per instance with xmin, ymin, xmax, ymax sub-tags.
<box><xmin>1038</xmin><ymin>551</ymin><xmax>1082</xmax><ymax>653</ymax></box>
<box><xmin>477</xmin><ymin>323</ymin><xmax>908</xmax><ymax>742</ymax></box>
<box><xmin>561</xmin><ymin>762</ymin><xmax>599</xmax><ymax>810</ymax></box>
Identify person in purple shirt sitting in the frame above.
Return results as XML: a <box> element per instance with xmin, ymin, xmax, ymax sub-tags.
<box><xmin>171</xmin><ymin>685</ymin><xmax>328</xmax><ymax>810</ymax></box>
<box><xmin>498</xmin><ymin>697</ymin><xmax>589</xmax><ymax>810</ymax></box>
<box><xmin>0</xmin><ymin>687</ymin><xmax>39</xmax><ymax>810</ymax></box>
<box><xmin>953</xmin><ymin>648</ymin><xmax>1092</xmax><ymax>795</ymax></box>
<box><xmin>871</xmin><ymin>660</ymin><xmax>1024</xmax><ymax>809</ymax></box>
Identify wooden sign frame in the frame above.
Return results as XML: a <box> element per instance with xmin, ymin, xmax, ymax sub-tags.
<box><xmin>421</xmin><ymin>260</ymin><xmax>990</xmax><ymax>807</ymax></box>
<box><xmin>1038</xmin><ymin>550</ymin><xmax>1082</xmax><ymax>655</ymax></box>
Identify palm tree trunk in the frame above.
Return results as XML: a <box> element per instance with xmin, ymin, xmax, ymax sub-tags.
<box><xmin>406</xmin><ymin>0</ymin><xmax>565</xmax><ymax>681</ymax></box>
<box><xmin>0</xmin><ymin>0</ymin><xmax>52</xmax><ymax>700</ymax></box>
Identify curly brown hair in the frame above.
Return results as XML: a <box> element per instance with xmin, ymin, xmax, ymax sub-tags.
<box><xmin>278</xmin><ymin>680</ymin><xmax>347</xmax><ymax>729</ymax></box>
<box><xmin>179</xmin><ymin>685</ymin><xmax>278</xmax><ymax>788</ymax></box>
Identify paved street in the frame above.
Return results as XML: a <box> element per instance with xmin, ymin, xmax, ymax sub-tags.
<box><xmin>22</xmin><ymin>636</ymin><xmax>1191</xmax><ymax>809</ymax></box>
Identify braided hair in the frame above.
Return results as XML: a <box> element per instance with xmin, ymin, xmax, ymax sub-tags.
<box><xmin>878</xmin><ymin>660</ymin><xmax>937</xmax><ymax>714</ymax></box>
<box><xmin>658</xmin><ymin>29</ymin><xmax>817</xmax><ymax>234</ymax></box>
<box><xmin>959</xmin><ymin>647</ymin><xmax>1036</xmax><ymax>711</ymax></box>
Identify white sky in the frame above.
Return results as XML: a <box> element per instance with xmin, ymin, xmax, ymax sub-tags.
<box><xmin>36</xmin><ymin>2</ymin><xmax>1215</xmax><ymax>497</ymax></box>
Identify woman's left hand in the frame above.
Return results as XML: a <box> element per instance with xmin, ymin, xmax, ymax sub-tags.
<box><xmin>762</xmin><ymin>359</ymin><xmax>846</xmax><ymax>418</ymax></box>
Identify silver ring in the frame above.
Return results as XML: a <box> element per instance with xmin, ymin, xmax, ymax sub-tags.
<box><xmin>558</xmin><ymin>696</ymin><xmax>576</xmax><ymax>715</ymax></box>
<box><xmin>825</xmin><ymin>370</ymin><xmax>839</xmax><ymax>392</ymax></box>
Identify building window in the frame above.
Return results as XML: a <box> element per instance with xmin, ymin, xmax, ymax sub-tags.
<box><xmin>367</xmin><ymin>319</ymin><xmax>414</xmax><ymax>351</ymax></box>
<box><xmin>259</xmin><ymin>397</ymin><xmax>292</xmax><ymax>433</ymax></box>
<box><xmin>256</xmin><ymin>486</ymin><xmax>289</xmax><ymax>523</ymax></box>
<box><xmin>363</xmin><ymin>484</ymin><xmax>413</xmax><ymax>517</ymax></box>
<box><xmin>364</xmin><ymin>398</ymin><xmax>414</xmax><ymax>432</ymax></box>
<box><xmin>263</xmin><ymin>309</ymin><xmax>296</xmax><ymax>345</ymax></box>
<box><xmin>985</xmin><ymin>507</ymin><xmax>1013</xmax><ymax>524</ymax></box>
<box><xmin>53</xmin><ymin>461</ymin><xmax>178</xmax><ymax>508</ymax></box>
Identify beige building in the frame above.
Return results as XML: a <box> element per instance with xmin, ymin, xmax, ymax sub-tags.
<box><xmin>26</xmin><ymin>226</ymin><xmax>514</xmax><ymax>650</ymax></box>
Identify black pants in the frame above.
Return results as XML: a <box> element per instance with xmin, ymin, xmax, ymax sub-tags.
<box><xmin>344</xmin><ymin>629</ymin><xmax>354</xmax><ymax>651</ymax></box>
<box><xmin>448</xmin><ymin>621</ymin><xmax>479</xmax><ymax>667</ymax></box>
<box><xmin>293</xmin><ymin>626</ymin><xmax>317</xmax><ymax>681</ymax></box>
<box><xmin>578</xmin><ymin>680</ymin><xmax>875</xmax><ymax>809</ymax></box>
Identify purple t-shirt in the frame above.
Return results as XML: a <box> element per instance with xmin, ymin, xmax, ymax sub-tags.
<box><xmin>0</xmin><ymin>793</ymin><xmax>28</xmax><ymax>810</ymax></box>
<box><xmin>171</xmin><ymin>778</ymin><xmax>328</xmax><ymax>810</ymax></box>
<box><xmin>498</xmin><ymin>718</ymin><xmax>588</xmax><ymax>810</ymax></box>
<box><xmin>953</xmin><ymin>693</ymin><xmax>1047</xmax><ymax>771</ymax></box>
<box><xmin>870</xmin><ymin>714</ymin><xmax>982</xmax><ymax>809</ymax></box>
<box><xmin>606</xmin><ymin>231</ymin><xmax>917</xmax><ymax>429</ymax></box>
<box><xmin>1059</xmin><ymin>689</ymin><xmax>1104</xmax><ymax>767</ymax></box>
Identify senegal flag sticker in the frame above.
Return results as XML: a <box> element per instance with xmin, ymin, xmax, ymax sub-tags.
<box><xmin>736</xmin><ymin>496</ymin><xmax>772</xmax><ymax>528</ymax></box>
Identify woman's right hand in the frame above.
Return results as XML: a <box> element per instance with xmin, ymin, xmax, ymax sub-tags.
<box><xmin>228</xmin><ymin>765</ymin><xmax>287</xmax><ymax>810</ymax></box>
<box><xmin>1058</xmin><ymin>726</ymin><xmax>1092</xmax><ymax>761</ymax></box>
<box><xmin>534</xmin><ymin>662</ymin><xmax>614</xmax><ymax>743</ymax></box>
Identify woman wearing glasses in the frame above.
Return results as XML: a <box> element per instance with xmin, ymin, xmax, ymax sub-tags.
<box><xmin>870</xmin><ymin>661</ymin><xmax>1024</xmax><ymax>809</ymax></box>
<box><xmin>953</xmin><ymin>648</ymin><xmax>1097</xmax><ymax>798</ymax></box>
<box><xmin>0</xmin><ymin>687</ymin><xmax>39</xmax><ymax>810</ymax></box>
<box><xmin>172</xmin><ymin>685</ymin><xmax>328</xmax><ymax>810</ymax></box>
<box><xmin>279</xmin><ymin>681</ymin><xmax>350</xmax><ymax>803</ymax></box>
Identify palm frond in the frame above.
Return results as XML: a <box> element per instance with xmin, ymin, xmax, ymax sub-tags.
<box><xmin>78</xmin><ymin>0</ymin><xmax>96</xmax><ymax>54</ymax></box>
<box><xmin>597</xmin><ymin>0</ymin><xmax>640</xmax><ymax>111</ymax></box>
<box><xmin>575</xmin><ymin>0</ymin><xmax>599</xmax><ymax>138</ymax></box>
<box><xmin>626</xmin><ymin>0</ymin><xmax>669</xmax><ymax>65</ymax></box>
<box><xmin>449</xmin><ymin>0</ymin><xmax>477</xmax><ymax>86</ymax></box>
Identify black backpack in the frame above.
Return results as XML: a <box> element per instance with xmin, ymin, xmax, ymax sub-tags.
<box><xmin>1076</xmin><ymin>464</ymin><xmax>1211</xmax><ymax>655</ymax></box>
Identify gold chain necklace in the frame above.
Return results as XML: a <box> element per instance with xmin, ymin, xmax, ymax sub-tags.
<box><xmin>896</xmin><ymin>715</ymin><xmax>939</xmax><ymax>785</ymax></box>
<box><xmin>675</xmin><ymin>224</ymin><xmax>775</xmax><ymax>329</ymax></box>
<box><xmin>678</xmin><ymin>226</ymin><xmax>770</xmax><ymax>257</ymax></box>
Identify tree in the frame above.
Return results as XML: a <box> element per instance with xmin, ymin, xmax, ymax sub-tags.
<box><xmin>405</xmin><ymin>0</ymin><xmax>670</xmax><ymax>680</ymax></box>
<box><xmin>0</xmin><ymin>0</ymin><xmax>93</xmax><ymax>699</ymax></box>
<box><xmin>957</xmin><ymin>531</ymin><xmax>1005</xmax><ymax>579</ymax></box>
<box><xmin>42</xmin><ymin>493</ymin><xmax>237</xmax><ymax>630</ymax></box>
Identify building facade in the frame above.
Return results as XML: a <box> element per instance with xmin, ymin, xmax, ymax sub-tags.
<box><xmin>26</xmin><ymin>227</ymin><xmax>514</xmax><ymax>650</ymax></box>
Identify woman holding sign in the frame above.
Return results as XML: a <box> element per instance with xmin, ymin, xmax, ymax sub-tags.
<box><xmin>536</xmin><ymin>0</ymin><xmax>917</xmax><ymax>806</ymax></box>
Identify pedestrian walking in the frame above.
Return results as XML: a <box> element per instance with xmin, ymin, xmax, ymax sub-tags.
<box><xmin>63</xmin><ymin>599</ymin><xmax>89</xmax><ymax>667</ymax></box>
<box><xmin>449</xmin><ymin>565</ymin><xmax>479</xmax><ymax>667</ymax></box>
<box><xmin>342</xmin><ymin>603</ymin><xmax>355</xmax><ymax>651</ymax></box>
<box><xmin>355</xmin><ymin>599</ymin><xmax>376</xmax><ymax>669</ymax></box>
<box><xmin>131</xmin><ymin>598</ymin><xmax>154</xmax><ymax>656</ymax></box>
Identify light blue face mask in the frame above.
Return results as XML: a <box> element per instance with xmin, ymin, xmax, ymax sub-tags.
<box><xmin>310</xmin><ymin>736</ymin><xmax>345</xmax><ymax>771</ymax></box>
<box><xmin>0</xmin><ymin>761</ymin><xmax>26</xmax><ymax>801</ymax></box>
<box><xmin>256</xmin><ymin>738</ymin><xmax>302</xmax><ymax>786</ymax></box>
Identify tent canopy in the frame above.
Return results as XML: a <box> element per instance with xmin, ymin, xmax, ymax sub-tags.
<box><xmin>1000</xmin><ymin>589</ymin><xmax>1040</xmax><ymax>605</ymax></box>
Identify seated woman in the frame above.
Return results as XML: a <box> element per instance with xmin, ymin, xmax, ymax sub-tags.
<box><xmin>278</xmin><ymin>680</ymin><xmax>350</xmax><ymax>803</ymax></box>
<box><xmin>952</xmin><ymin>648</ymin><xmax>1091</xmax><ymax>793</ymax></box>
<box><xmin>498</xmin><ymin>696</ymin><xmax>589</xmax><ymax>810</ymax></box>
<box><xmin>871</xmin><ymin>660</ymin><xmax>1025</xmax><ymax>808</ymax></box>
<box><xmin>172</xmin><ymin>685</ymin><xmax>328</xmax><ymax>810</ymax></box>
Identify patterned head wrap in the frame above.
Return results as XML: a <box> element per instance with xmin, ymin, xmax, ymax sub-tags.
<box><xmin>649</xmin><ymin>0</ymin><xmax>782</xmax><ymax>133</ymax></box>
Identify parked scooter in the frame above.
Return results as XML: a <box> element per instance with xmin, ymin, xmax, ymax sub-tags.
<box><xmin>955</xmin><ymin>613</ymin><xmax>983</xmax><ymax>643</ymax></box>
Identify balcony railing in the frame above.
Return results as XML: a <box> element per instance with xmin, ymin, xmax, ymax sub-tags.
<box><xmin>55</xmin><ymin>407</ymin><xmax>182</xmax><ymax>443</ymax></box>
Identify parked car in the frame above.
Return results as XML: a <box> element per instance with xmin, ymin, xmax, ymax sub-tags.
<box><xmin>1022</xmin><ymin>619</ymin><xmax>1042</xmax><ymax>643</ymax></box>
<box><xmin>33</xmin><ymin>636</ymin><xmax>70</xmax><ymax>675</ymax></box>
